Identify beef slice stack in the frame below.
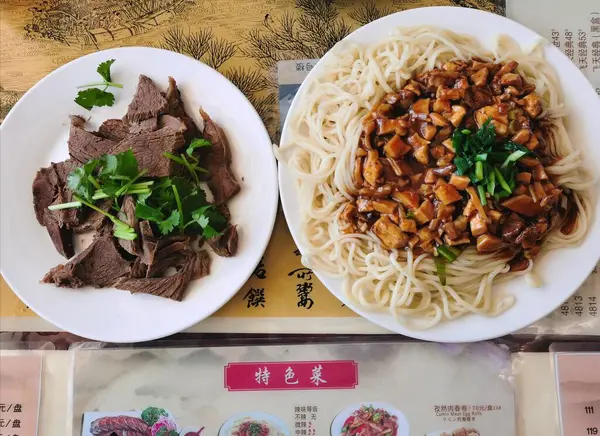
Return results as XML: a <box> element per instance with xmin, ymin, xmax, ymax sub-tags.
<box><xmin>34</xmin><ymin>75</ymin><xmax>241</xmax><ymax>301</ymax></box>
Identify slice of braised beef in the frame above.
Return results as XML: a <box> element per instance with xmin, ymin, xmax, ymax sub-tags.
<box><xmin>208</xmin><ymin>225</ymin><xmax>238</xmax><ymax>257</ymax></box>
<box><xmin>72</xmin><ymin>199</ymin><xmax>110</xmax><ymax>234</ymax></box>
<box><xmin>145</xmin><ymin>239</ymin><xmax>194</xmax><ymax>278</ymax></box>
<box><xmin>200</xmin><ymin>110</ymin><xmax>240</xmax><ymax>204</ymax></box>
<box><xmin>123</xmin><ymin>75</ymin><xmax>168</xmax><ymax>124</ymax></box>
<box><xmin>164</xmin><ymin>76</ymin><xmax>198</xmax><ymax>141</ymax></box>
<box><xmin>111</xmin><ymin>126</ymin><xmax>185</xmax><ymax>177</ymax></box>
<box><xmin>115</xmin><ymin>195</ymin><xmax>141</xmax><ymax>256</ymax></box>
<box><xmin>41</xmin><ymin>234</ymin><xmax>131</xmax><ymax>288</ymax></box>
<box><xmin>32</xmin><ymin>159</ymin><xmax>81</xmax><ymax>258</ymax></box>
<box><xmin>128</xmin><ymin>117</ymin><xmax>159</xmax><ymax>135</ymax></box>
<box><xmin>68</xmin><ymin>116</ymin><xmax>117</xmax><ymax>164</ymax></box>
<box><xmin>98</xmin><ymin>119</ymin><xmax>129</xmax><ymax>141</ymax></box>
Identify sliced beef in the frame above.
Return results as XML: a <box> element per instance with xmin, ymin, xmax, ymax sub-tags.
<box><xmin>128</xmin><ymin>117</ymin><xmax>158</xmax><ymax>135</ymax></box>
<box><xmin>68</xmin><ymin>116</ymin><xmax>116</xmax><ymax>164</ymax></box>
<box><xmin>32</xmin><ymin>159</ymin><xmax>81</xmax><ymax>258</ymax></box>
<box><xmin>115</xmin><ymin>195</ymin><xmax>141</xmax><ymax>255</ymax></box>
<box><xmin>138</xmin><ymin>220</ymin><xmax>158</xmax><ymax>265</ymax></box>
<box><xmin>191</xmin><ymin>249</ymin><xmax>211</xmax><ymax>279</ymax></box>
<box><xmin>73</xmin><ymin>199</ymin><xmax>110</xmax><ymax>234</ymax></box>
<box><xmin>159</xmin><ymin>114</ymin><xmax>187</xmax><ymax>133</ymax></box>
<box><xmin>165</xmin><ymin>76</ymin><xmax>198</xmax><ymax>141</ymax></box>
<box><xmin>131</xmin><ymin>258</ymin><xmax>148</xmax><ymax>278</ymax></box>
<box><xmin>45</xmin><ymin>220</ymin><xmax>74</xmax><ymax>259</ymax></box>
<box><xmin>200</xmin><ymin>110</ymin><xmax>240</xmax><ymax>204</ymax></box>
<box><xmin>111</xmin><ymin>126</ymin><xmax>185</xmax><ymax>177</ymax></box>
<box><xmin>123</xmin><ymin>75</ymin><xmax>168</xmax><ymax>124</ymax></box>
<box><xmin>208</xmin><ymin>224</ymin><xmax>238</xmax><ymax>257</ymax></box>
<box><xmin>145</xmin><ymin>238</ymin><xmax>194</xmax><ymax>277</ymax></box>
<box><xmin>41</xmin><ymin>234</ymin><xmax>131</xmax><ymax>288</ymax></box>
<box><xmin>98</xmin><ymin>119</ymin><xmax>129</xmax><ymax>141</ymax></box>
<box><xmin>115</xmin><ymin>250</ymin><xmax>206</xmax><ymax>301</ymax></box>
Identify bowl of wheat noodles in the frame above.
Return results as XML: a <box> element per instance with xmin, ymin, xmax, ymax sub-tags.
<box><xmin>277</xmin><ymin>7</ymin><xmax>600</xmax><ymax>341</ymax></box>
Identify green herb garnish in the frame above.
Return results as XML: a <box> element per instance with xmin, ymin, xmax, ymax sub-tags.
<box><xmin>164</xmin><ymin>137</ymin><xmax>211</xmax><ymax>185</ymax></box>
<box><xmin>452</xmin><ymin>119</ymin><xmax>531</xmax><ymax>206</ymax></box>
<box><xmin>75</xmin><ymin>59</ymin><xmax>123</xmax><ymax>110</ymax></box>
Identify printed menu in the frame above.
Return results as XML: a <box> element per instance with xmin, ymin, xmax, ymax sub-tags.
<box><xmin>73</xmin><ymin>343</ymin><xmax>516</xmax><ymax>436</ymax></box>
<box><xmin>555</xmin><ymin>353</ymin><xmax>600</xmax><ymax>436</ymax></box>
<box><xmin>0</xmin><ymin>355</ymin><xmax>42</xmax><ymax>436</ymax></box>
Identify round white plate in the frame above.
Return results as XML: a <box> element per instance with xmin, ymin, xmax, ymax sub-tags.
<box><xmin>0</xmin><ymin>47</ymin><xmax>278</xmax><ymax>342</ymax></box>
<box><xmin>279</xmin><ymin>7</ymin><xmax>600</xmax><ymax>342</ymax></box>
<box><xmin>330</xmin><ymin>403</ymin><xmax>409</xmax><ymax>436</ymax></box>
<box><xmin>218</xmin><ymin>412</ymin><xmax>290</xmax><ymax>436</ymax></box>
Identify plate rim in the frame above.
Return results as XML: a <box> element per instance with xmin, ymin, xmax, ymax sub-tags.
<box><xmin>278</xmin><ymin>6</ymin><xmax>600</xmax><ymax>341</ymax></box>
<box><xmin>0</xmin><ymin>46</ymin><xmax>279</xmax><ymax>342</ymax></box>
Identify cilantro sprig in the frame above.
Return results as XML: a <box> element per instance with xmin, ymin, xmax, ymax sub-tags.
<box><xmin>75</xmin><ymin>59</ymin><xmax>123</xmax><ymax>110</ymax></box>
<box><xmin>164</xmin><ymin>137</ymin><xmax>211</xmax><ymax>185</ymax></box>
<box><xmin>135</xmin><ymin>177</ymin><xmax>226</xmax><ymax>239</ymax></box>
<box><xmin>452</xmin><ymin>119</ymin><xmax>531</xmax><ymax>206</ymax></box>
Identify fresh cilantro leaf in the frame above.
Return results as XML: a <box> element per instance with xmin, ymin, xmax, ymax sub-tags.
<box><xmin>135</xmin><ymin>202</ymin><xmax>164</xmax><ymax>222</ymax></box>
<box><xmin>96</xmin><ymin>59</ymin><xmax>115</xmax><ymax>82</ymax></box>
<box><xmin>186</xmin><ymin>138</ymin><xmax>212</xmax><ymax>156</ymax></box>
<box><xmin>67</xmin><ymin>159</ymin><xmax>99</xmax><ymax>201</ymax></box>
<box><xmin>99</xmin><ymin>150</ymin><xmax>138</xmax><ymax>180</ymax></box>
<box><xmin>191</xmin><ymin>204</ymin><xmax>227</xmax><ymax>238</ymax></box>
<box><xmin>158</xmin><ymin>210</ymin><xmax>180</xmax><ymax>235</ymax></box>
<box><xmin>75</xmin><ymin>88</ymin><xmax>115</xmax><ymax>110</ymax></box>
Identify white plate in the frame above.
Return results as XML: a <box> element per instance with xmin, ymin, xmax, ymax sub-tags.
<box><xmin>0</xmin><ymin>47</ymin><xmax>278</xmax><ymax>342</ymax></box>
<box><xmin>218</xmin><ymin>412</ymin><xmax>290</xmax><ymax>436</ymax></box>
<box><xmin>330</xmin><ymin>402</ymin><xmax>409</xmax><ymax>436</ymax></box>
<box><xmin>279</xmin><ymin>7</ymin><xmax>600</xmax><ymax>342</ymax></box>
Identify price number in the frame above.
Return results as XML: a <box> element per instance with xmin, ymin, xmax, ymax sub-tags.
<box><xmin>587</xmin><ymin>427</ymin><xmax>598</xmax><ymax>435</ymax></box>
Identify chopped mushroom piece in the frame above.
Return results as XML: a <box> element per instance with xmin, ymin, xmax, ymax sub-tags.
<box><xmin>501</xmin><ymin>194</ymin><xmax>543</xmax><ymax>217</ymax></box>
<box><xmin>470</xmin><ymin>67</ymin><xmax>489</xmax><ymax>87</ymax></box>
<box><xmin>448</xmin><ymin>105</ymin><xmax>467</xmax><ymax>127</ymax></box>
<box><xmin>392</xmin><ymin>191</ymin><xmax>420</xmax><ymax>209</ymax></box>
<box><xmin>429</xmin><ymin>112</ymin><xmax>449</xmax><ymax>126</ymax></box>
<box><xmin>532</xmin><ymin>164</ymin><xmax>549</xmax><ymax>181</ymax></box>
<box><xmin>383</xmin><ymin>134</ymin><xmax>412</xmax><ymax>158</ymax></box>
<box><xmin>470</xmin><ymin>213</ymin><xmax>488</xmax><ymax>237</ymax></box>
<box><xmin>525</xmin><ymin>134</ymin><xmax>539</xmax><ymax>151</ymax></box>
<box><xmin>356</xmin><ymin>197</ymin><xmax>375</xmax><ymax>213</ymax></box>
<box><xmin>444</xmin><ymin>233</ymin><xmax>470</xmax><ymax>246</ymax></box>
<box><xmin>413</xmin><ymin>144</ymin><xmax>430</xmax><ymax>165</ymax></box>
<box><xmin>371</xmin><ymin>216</ymin><xmax>408</xmax><ymax>249</ymax></box>
<box><xmin>499</xmin><ymin>73</ymin><xmax>522</xmax><ymax>87</ymax></box>
<box><xmin>400</xmin><ymin>218</ymin><xmax>417</xmax><ymax>233</ymax></box>
<box><xmin>413</xmin><ymin>199</ymin><xmax>435</xmax><ymax>224</ymax></box>
<box><xmin>411</xmin><ymin>98</ymin><xmax>430</xmax><ymax>118</ymax></box>
<box><xmin>433</xmin><ymin>99</ymin><xmax>451</xmax><ymax>113</ymax></box>
<box><xmin>419</xmin><ymin>122</ymin><xmax>437</xmax><ymax>140</ymax></box>
<box><xmin>449</xmin><ymin>174</ymin><xmax>470</xmax><ymax>190</ymax></box>
<box><xmin>363</xmin><ymin>150</ymin><xmax>382</xmax><ymax>186</ymax></box>
<box><xmin>435</xmin><ymin>183</ymin><xmax>463</xmax><ymax>205</ymax></box>
<box><xmin>511</xmin><ymin>129</ymin><xmax>531</xmax><ymax>145</ymax></box>
<box><xmin>476</xmin><ymin>233</ymin><xmax>503</xmax><ymax>253</ymax></box>
<box><xmin>407</xmin><ymin>132</ymin><xmax>430</xmax><ymax>148</ymax></box>
<box><xmin>372</xmin><ymin>199</ymin><xmax>397</xmax><ymax>214</ymax></box>
<box><xmin>519</xmin><ymin>93</ymin><xmax>543</xmax><ymax>118</ymax></box>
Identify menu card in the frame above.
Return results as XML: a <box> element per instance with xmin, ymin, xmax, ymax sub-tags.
<box><xmin>73</xmin><ymin>343</ymin><xmax>516</xmax><ymax>436</ymax></box>
<box><xmin>555</xmin><ymin>353</ymin><xmax>600</xmax><ymax>436</ymax></box>
<box><xmin>0</xmin><ymin>355</ymin><xmax>42</xmax><ymax>436</ymax></box>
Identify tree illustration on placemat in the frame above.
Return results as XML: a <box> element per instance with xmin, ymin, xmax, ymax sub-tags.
<box><xmin>157</xmin><ymin>26</ymin><xmax>237</xmax><ymax>69</ymax></box>
<box><xmin>450</xmin><ymin>0</ymin><xmax>505</xmax><ymax>14</ymax></box>
<box><xmin>349</xmin><ymin>0</ymin><xmax>395</xmax><ymax>27</ymax></box>
<box><xmin>0</xmin><ymin>87</ymin><xmax>23</xmax><ymax>122</ymax></box>
<box><xmin>24</xmin><ymin>0</ymin><xmax>193</xmax><ymax>47</ymax></box>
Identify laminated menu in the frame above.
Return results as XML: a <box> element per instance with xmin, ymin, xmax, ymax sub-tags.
<box><xmin>0</xmin><ymin>355</ymin><xmax>42</xmax><ymax>436</ymax></box>
<box><xmin>73</xmin><ymin>343</ymin><xmax>516</xmax><ymax>435</ymax></box>
<box><xmin>555</xmin><ymin>353</ymin><xmax>600</xmax><ymax>436</ymax></box>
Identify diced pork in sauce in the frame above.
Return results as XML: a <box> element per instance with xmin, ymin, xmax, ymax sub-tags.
<box><xmin>343</xmin><ymin>58</ymin><xmax>577</xmax><ymax>271</ymax></box>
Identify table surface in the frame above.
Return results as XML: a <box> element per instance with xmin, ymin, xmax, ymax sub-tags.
<box><xmin>1</xmin><ymin>0</ymin><xmax>599</xmax><ymax>337</ymax></box>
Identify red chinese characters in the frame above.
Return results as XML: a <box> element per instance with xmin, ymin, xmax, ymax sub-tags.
<box><xmin>224</xmin><ymin>360</ymin><xmax>358</xmax><ymax>391</ymax></box>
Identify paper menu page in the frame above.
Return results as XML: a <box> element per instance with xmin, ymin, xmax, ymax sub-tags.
<box><xmin>555</xmin><ymin>353</ymin><xmax>600</xmax><ymax>436</ymax></box>
<box><xmin>72</xmin><ymin>343</ymin><xmax>516</xmax><ymax>436</ymax></box>
<box><xmin>506</xmin><ymin>0</ymin><xmax>600</xmax><ymax>96</ymax></box>
<box><xmin>0</xmin><ymin>355</ymin><xmax>42</xmax><ymax>436</ymax></box>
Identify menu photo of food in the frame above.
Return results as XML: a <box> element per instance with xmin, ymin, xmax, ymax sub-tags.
<box><xmin>330</xmin><ymin>403</ymin><xmax>409</xmax><ymax>436</ymax></box>
<box><xmin>218</xmin><ymin>412</ymin><xmax>290</xmax><ymax>436</ymax></box>
<box><xmin>81</xmin><ymin>406</ymin><xmax>205</xmax><ymax>435</ymax></box>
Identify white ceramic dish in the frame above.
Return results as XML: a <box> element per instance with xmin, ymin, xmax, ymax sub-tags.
<box><xmin>330</xmin><ymin>402</ymin><xmax>410</xmax><ymax>436</ymax></box>
<box><xmin>0</xmin><ymin>47</ymin><xmax>278</xmax><ymax>342</ymax></box>
<box><xmin>218</xmin><ymin>412</ymin><xmax>290</xmax><ymax>436</ymax></box>
<box><xmin>279</xmin><ymin>7</ymin><xmax>600</xmax><ymax>341</ymax></box>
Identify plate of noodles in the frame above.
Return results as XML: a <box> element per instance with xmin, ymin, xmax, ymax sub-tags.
<box><xmin>277</xmin><ymin>7</ymin><xmax>600</xmax><ymax>341</ymax></box>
